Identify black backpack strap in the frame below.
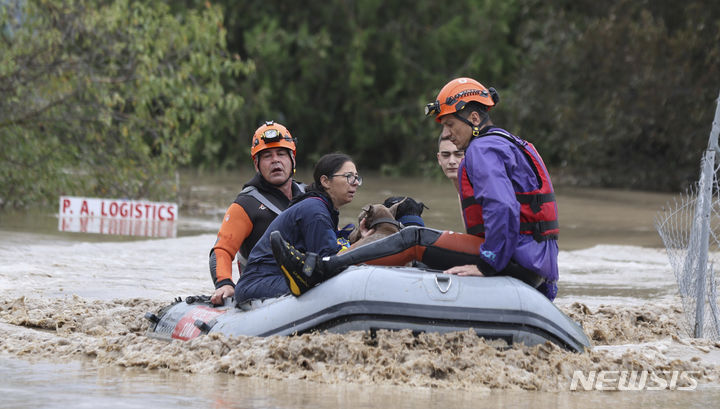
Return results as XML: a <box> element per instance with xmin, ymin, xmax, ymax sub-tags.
<box><xmin>240</xmin><ymin>186</ymin><xmax>284</xmax><ymax>215</ymax></box>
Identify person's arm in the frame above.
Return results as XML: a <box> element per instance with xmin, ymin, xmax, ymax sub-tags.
<box><xmin>343</xmin><ymin>217</ymin><xmax>376</xmax><ymax>252</ymax></box>
<box><xmin>444</xmin><ymin>264</ymin><xmax>483</xmax><ymax>276</ymax></box>
<box><xmin>466</xmin><ymin>142</ymin><xmax>520</xmax><ymax>274</ymax></box>
<box><xmin>210</xmin><ymin>203</ymin><xmax>252</xmax><ymax>304</ymax></box>
<box><xmin>211</xmin><ymin>285</ymin><xmax>235</xmax><ymax>305</ymax></box>
<box><xmin>300</xmin><ymin>199</ymin><xmax>343</xmax><ymax>258</ymax></box>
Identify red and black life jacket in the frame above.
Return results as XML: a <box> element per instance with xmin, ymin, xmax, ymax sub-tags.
<box><xmin>460</xmin><ymin>130</ymin><xmax>559</xmax><ymax>242</ymax></box>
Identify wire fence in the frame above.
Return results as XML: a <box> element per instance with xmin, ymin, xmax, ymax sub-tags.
<box><xmin>655</xmin><ymin>93</ymin><xmax>720</xmax><ymax>340</ymax></box>
<box><xmin>656</xmin><ymin>164</ymin><xmax>720</xmax><ymax>340</ymax></box>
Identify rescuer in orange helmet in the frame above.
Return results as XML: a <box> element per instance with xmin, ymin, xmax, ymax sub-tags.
<box><xmin>426</xmin><ymin>77</ymin><xmax>559</xmax><ymax>300</ymax></box>
<box><xmin>209</xmin><ymin>121</ymin><xmax>306</xmax><ymax>305</ymax></box>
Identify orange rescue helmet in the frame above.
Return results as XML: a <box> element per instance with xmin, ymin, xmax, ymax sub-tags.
<box><xmin>425</xmin><ymin>77</ymin><xmax>499</xmax><ymax>123</ymax></box>
<box><xmin>250</xmin><ymin>121</ymin><xmax>297</xmax><ymax>160</ymax></box>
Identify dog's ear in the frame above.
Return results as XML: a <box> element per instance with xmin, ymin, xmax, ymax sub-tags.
<box><xmin>404</xmin><ymin>197</ymin><xmax>428</xmax><ymax>214</ymax></box>
<box><xmin>364</xmin><ymin>204</ymin><xmax>374</xmax><ymax>217</ymax></box>
<box><xmin>387</xmin><ymin>198</ymin><xmax>406</xmax><ymax>218</ymax></box>
<box><xmin>358</xmin><ymin>204</ymin><xmax>371</xmax><ymax>220</ymax></box>
<box><xmin>358</xmin><ymin>204</ymin><xmax>375</xmax><ymax>228</ymax></box>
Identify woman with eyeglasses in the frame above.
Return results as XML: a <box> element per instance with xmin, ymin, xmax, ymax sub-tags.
<box><xmin>234</xmin><ymin>152</ymin><xmax>369</xmax><ymax>304</ymax></box>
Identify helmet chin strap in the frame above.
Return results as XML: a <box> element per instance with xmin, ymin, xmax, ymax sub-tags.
<box><xmin>453</xmin><ymin>112</ymin><xmax>489</xmax><ymax>137</ymax></box>
<box><xmin>278</xmin><ymin>174</ymin><xmax>294</xmax><ymax>186</ymax></box>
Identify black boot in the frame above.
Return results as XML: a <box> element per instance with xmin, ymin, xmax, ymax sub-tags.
<box><xmin>270</xmin><ymin>231</ymin><xmax>325</xmax><ymax>296</ymax></box>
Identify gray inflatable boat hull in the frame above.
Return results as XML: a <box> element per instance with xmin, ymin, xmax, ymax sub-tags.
<box><xmin>145</xmin><ymin>265</ymin><xmax>591</xmax><ymax>352</ymax></box>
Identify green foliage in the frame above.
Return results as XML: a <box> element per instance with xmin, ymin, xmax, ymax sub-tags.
<box><xmin>202</xmin><ymin>0</ymin><xmax>719</xmax><ymax>192</ymax></box>
<box><xmin>205</xmin><ymin>0</ymin><xmax>522</xmax><ymax>173</ymax></box>
<box><xmin>3</xmin><ymin>0</ymin><xmax>719</xmax><ymax>210</ymax></box>
<box><xmin>506</xmin><ymin>0</ymin><xmax>720</xmax><ymax>190</ymax></box>
<box><xmin>0</xmin><ymin>0</ymin><xmax>250</xmax><ymax>209</ymax></box>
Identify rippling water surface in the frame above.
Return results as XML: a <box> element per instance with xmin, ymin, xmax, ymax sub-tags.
<box><xmin>1</xmin><ymin>170</ymin><xmax>718</xmax><ymax>408</ymax></box>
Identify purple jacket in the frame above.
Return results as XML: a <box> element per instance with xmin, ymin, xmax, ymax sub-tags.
<box><xmin>459</xmin><ymin>127</ymin><xmax>559</xmax><ymax>300</ymax></box>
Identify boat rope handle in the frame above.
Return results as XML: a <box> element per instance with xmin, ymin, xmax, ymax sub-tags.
<box><xmin>434</xmin><ymin>274</ymin><xmax>452</xmax><ymax>294</ymax></box>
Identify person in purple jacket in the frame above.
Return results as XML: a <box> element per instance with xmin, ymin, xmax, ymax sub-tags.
<box><xmin>273</xmin><ymin>78</ymin><xmax>559</xmax><ymax>301</ymax></box>
<box><xmin>426</xmin><ymin>77</ymin><xmax>559</xmax><ymax>300</ymax></box>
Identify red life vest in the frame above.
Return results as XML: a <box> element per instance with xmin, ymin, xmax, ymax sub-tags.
<box><xmin>460</xmin><ymin>130</ymin><xmax>559</xmax><ymax>242</ymax></box>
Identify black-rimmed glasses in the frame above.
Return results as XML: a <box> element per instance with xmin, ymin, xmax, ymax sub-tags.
<box><xmin>330</xmin><ymin>172</ymin><xmax>362</xmax><ymax>186</ymax></box>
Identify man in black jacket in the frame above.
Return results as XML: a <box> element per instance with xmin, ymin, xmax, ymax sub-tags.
<box><xmin>209</xmin><ymin>121</ymin><xmax>305</xmax><ymax>305</ymax></box>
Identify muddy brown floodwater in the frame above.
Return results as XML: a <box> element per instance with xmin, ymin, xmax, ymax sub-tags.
<box><xmin>1</xmin><ymin>171</ymin><xmax>719</xmax><ymax>408</ymax></box>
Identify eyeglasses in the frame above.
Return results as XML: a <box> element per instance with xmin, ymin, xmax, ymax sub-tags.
<box><xmin>330</xmin><ymin>172</ymin><xmax>363</xmax><ymax>186</ymax></box>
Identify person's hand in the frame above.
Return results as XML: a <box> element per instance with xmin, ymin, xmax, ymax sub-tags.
<box><xmin>358</xmin><ymin>217</ymin><xmax>376</xmax><ymax>239</ymax></box>
<box><xmin>444</xmin><ymin>264</ymin><xmax>484</xmax><ymax>276</ymax></box>
<box><xmin>210</xmin><ymin>284</ymin><xmax>235</xmax><ymax>305</ymax></box>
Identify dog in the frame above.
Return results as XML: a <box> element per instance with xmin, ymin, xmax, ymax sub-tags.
<box><xmin>382</xmin><ymin>196</ymin><xmax>428</xmax><ymax>227</ymax></box>
<box><xmin>346</xmin><ymin>196</ymin><xmax>428</xmax><ymax>249</ymax></box>
<box><xmin>347</xmin><ymin>201</ymin><xmax>404</xmax><ymax>247</ymax></box>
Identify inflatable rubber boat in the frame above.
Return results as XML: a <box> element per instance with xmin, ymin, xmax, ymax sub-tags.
<box><xmin>145</xmin><ymin>265</ymin><xmax>591</xmax><ymax>352</ymax></box>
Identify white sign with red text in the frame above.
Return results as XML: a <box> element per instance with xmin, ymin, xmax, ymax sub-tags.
<box><xmin>58</xmin><ymin>196</ymin><xmax>178</xmax><ymax>238</ymax></box>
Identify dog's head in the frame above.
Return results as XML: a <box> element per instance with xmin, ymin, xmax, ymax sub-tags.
<box><xmin>347</xmin><ymin>202</ymin><xmax>403</xmax><ymax>243</ymax></box>
<box><xmin>382</xmin><ymin>196</ymin><xmax>428</xmax><ymax>226</ymax></box>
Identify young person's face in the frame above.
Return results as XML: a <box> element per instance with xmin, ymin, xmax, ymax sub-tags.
<box><xmin>437</xmin><ymin>139</ymin><xmax>464</xmax><ymax>180</ymax></box>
